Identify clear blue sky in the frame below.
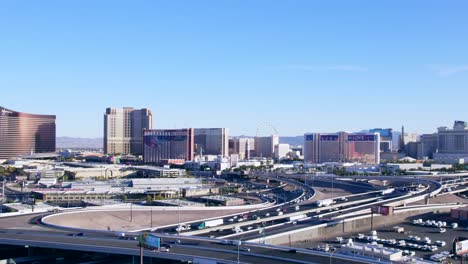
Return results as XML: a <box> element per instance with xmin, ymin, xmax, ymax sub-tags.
<box><xmin>1</xmin><ymin>1</ymin><xmax>467</xmax><ymax>137</ymax></box>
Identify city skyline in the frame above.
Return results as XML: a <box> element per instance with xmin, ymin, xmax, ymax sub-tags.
<box><xmin>1</xmin><ymin>1</ymin><xmax>467</xmax><ymax>137</ymax></box>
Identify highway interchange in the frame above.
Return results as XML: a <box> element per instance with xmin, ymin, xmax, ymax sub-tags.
<box><xmin>1</xmin><ymin>172</ymin><xmax>467</xmax><ymax>263</ymax></box>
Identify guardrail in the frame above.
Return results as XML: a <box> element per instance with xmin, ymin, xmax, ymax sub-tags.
<box><xmin>246</xmin><ymin>179</ymin><xmax>442</xmax><ymax>243</ymax></box>
<box><xmin>438</xmin><ymin>186</ymin><xmax>468</xmax><ymax>196</ymax></box>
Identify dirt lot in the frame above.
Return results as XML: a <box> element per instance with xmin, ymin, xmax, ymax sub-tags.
<box><xmin>43</xmin><ymin>207</ymin><xmax>256</xmax><ymax>232</ymax></box>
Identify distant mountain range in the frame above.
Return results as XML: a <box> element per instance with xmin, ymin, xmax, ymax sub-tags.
<box><xmin>57</xmin><ymin>137</ymin><xmax>103</xmax><ymax>149</ymax></box>
<box><xmin>56</xmin><ymin>136</ymin><xmax>305</xmax><ymax>149</ymax></box>
<box><xmin>279</xmin><ymin>136</ymin><xmax>304</xmax><ymax>146</ymax></box>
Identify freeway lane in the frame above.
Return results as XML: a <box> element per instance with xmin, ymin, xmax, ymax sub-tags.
<box><xmin>0</xmin><ymin>229</ymin><xmax>366</xmax><ymax>264</ymax></box>
<box><xmin>225</xmin><ymin>175</ymin><xmax>441</xmax><ymax>242</ymax></box>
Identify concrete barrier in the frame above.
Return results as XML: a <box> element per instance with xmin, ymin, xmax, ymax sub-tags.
<box><xmin>249</xmin><ymin>204</ymin><xmax>461</xmax><ymax>245</ymax></box>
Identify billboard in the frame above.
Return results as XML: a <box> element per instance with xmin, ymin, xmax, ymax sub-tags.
<box><xmin>348</xmin><ymin>135</ymin><xmax>376</xmax><ymax>141</ymax></box>
<box><xmin>144</xmin><ymin>135</ymin><xmax>187</xmax><ymax>148</ymax></box>
<box><xmin>371</xmin><ymin>206</ymin><xmax>394</xmax><ymax>216</ymax></box>
<box><xmin>138</xmin><ymin>233</ymin><xmax>160</xmax><ymax>249</ymax></box>
<box><xmin>320</xmin><ymin>135</ymin><xmax>339</xmax><ymax>141</ymax></box>
<box><xmin>305</xmin><ymin>134</ymin><xmax>314</xmax><ymax>141</ymax></box>
<box><xmin>455</xmin><ymin>239</ymin><xmax>468</xmax><ymax>256</ymax></box>
<box><xmin>144</xmin><ymin>136</ymin><xmax>159</xmax><ymax>149</ymax></box>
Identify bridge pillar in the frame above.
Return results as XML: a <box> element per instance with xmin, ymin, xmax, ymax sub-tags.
<box><xmin>425</xmin><ymin>197</ymin><xmax>430</xmax><ymax>205</ymax></box>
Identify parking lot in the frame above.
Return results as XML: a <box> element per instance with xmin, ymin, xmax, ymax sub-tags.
<box><xmin>306</xmin><ymin>212</ymin><xmax>466</xmax><ymax>262</ymax></box>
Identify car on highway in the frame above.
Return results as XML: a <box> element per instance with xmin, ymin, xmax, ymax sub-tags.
<box><xmin>119</xmin><ymin>235</ymin><xmax>137</xmax><ymax>240</ymax></box>
<box><xmin>158</xmin><ymin>247</ymin><xmax>170</xmax><ymax>252</ymax></box>
<box><xmin>219</xmin><ymin>240</ymin><xmax>234</xmax><ymax>245</ymax></box>
<box><xmin>168</xmin><ymin>239</ymin><xmax>181</xmax><ymax>244</ymax></box>
<box><xmin>67</xmin><ymin>232</ymin><xmax>85</xmax><ymax>237</ymax></box>
<box><xmin>239</xmin><ymin>247</ymin><xmax>251</xmax><ymax>252</ymax></box>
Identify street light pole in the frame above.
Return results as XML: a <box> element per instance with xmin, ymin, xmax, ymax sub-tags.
<box><xmin>139</xmin><ymin>245</ymin><xmax>143</xmax><ymax>264</ymax></box>
<box><xmin>177</xmin><ymin>189</ymin><xmax>181</xmax><ymax>235</ymax></box>
<box><xmin>331</xmin><ymin>176</ymin><xmax>334</xmax><ymax>201</ymax></box>
<box><xmin>150</xmin><ymin>207</ymin><xmax>153</xmax><ymax>229</ymax></box>
<box><xmin>2</xmin><ymin>179</ymin><xmax>5</xmax><ymax>203</ymax></box>
<box><xmin>329</xmin><ymin>250</ymin><xmax>336</xmax><ymax>264</ymax></box>
<box><xmin>130</xmin><ymin>203</ymin><xmax>133</xmax><ymax>223</ymax></box>
<box><xmin>237</xmin><ymin>239</ymin><xmax>242</xmax><ymax>264</ymax></box>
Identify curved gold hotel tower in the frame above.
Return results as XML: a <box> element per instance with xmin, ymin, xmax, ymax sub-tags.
<box><xmin>0</xmin><ymin>106</ymin><xmax>56</xmax><ymax>159</ymax></box>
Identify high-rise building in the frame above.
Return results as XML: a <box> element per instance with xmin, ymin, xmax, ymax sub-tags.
<box><xmin>304</xmin><ymin>132</ymin><xmax>380</xmax><ymax>164</ymax></box>
<box><xmin>104</xmin><ymin>107</ymin><xmax>153</xmax><ymax>155</ymax></box>
<box><xmin>304</xmin><ymin>133</ymin><xmax>346</xmax><ymax>163</ymax></box>
<box><xmin>369</xmin><ymin>128</ymin><xmax>393</xmax><ymax>152</ymax></box>
<box><xmin>437</xmin><ymin>121</ymin><xmax>468</xmax><ymax>153</ymax></box>
<box><xmin>143</xmin><ymin>128</ymin><xmax>194</xmax><ymax>164</ymax></box>
<box><xmin>274</xmin><ymin>143</ymin><xmax>290</xmax><ymax>159</ymax></box>
<box><xmin>229</xmin><ymin>137</ymin><xmax>254</xmax><ymax>160</ymax></box>
<box><xmin>0</xmin><ymin>106</ymin><xmax>56</xmax><ymax>159</ymax></box>
<box><xmin>194</xmin><ymin>128</ymin><xmax>229</xmax><ymax>157</ymax></box>
<box><xmin>346</xmin><ymin>133</ymin><xmax>380</xmax><ymax>164</ymax></box>
<box><xmin>417</xmin><ymin>133</ymin><xmax>438</xmax><ymax>159</ymax></box>
<box><xmin>254</xmin><ymin>135</ymin><xmax>279</xmax><ymax>158</ymax></box>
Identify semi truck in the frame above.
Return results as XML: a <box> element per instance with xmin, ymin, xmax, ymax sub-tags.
<box><xmin>198</xmin><ymin>219</ymin><xmax>224</xmax><ymax>229</ymax></box>
<box><xmin>381</xmin><ymin>188</ymin><xmax>395</xmax><ymax>195</ymax></box>
<box><xmin>289</xmin><ymin>214</ymin><xmax>307</xmax><ymax>222</ymax></box>
<box><xmin>315</xmin><ymin>199</ymin><xmax>334</xmax><ymax>207</ymax></box>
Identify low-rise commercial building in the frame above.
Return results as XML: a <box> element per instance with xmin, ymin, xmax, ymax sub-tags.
<box><xmin>33</xmin><ymin>178</ymin><xmax>215</xmax><ymax>201</ymax></box>
<box><xmin>451</xmin><ymin>207</ymin><xmax>468</xmax><ymax>221</ymax></box>
<box><xmin>153</xmin><ymin>199</ymin><xmax>206</xmax><ymax>207</ymax></box>
<box><xmin>200</xmin><ymin>195</ymin><xmax>244</xmax><ymax>206</ymax></box>
<box><xmin>129</xmin><ymin>166</ymin><xmax>185</xmax><ymax>177</ymax></box>
<box><xmin>274</xmin><ymin>143</ymin><xmax>290</xmax><ymax>159</ymax></box>
<box><xmin>340</xmin><ymin>242</ymin><xmax>403</xmax><ymax>261</ymax></box>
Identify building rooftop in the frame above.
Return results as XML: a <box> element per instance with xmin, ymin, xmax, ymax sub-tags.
<box><xmin>201</xmin><ymin>195</ymin><xmax>244</xmax><ymax>202</ymax></box>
